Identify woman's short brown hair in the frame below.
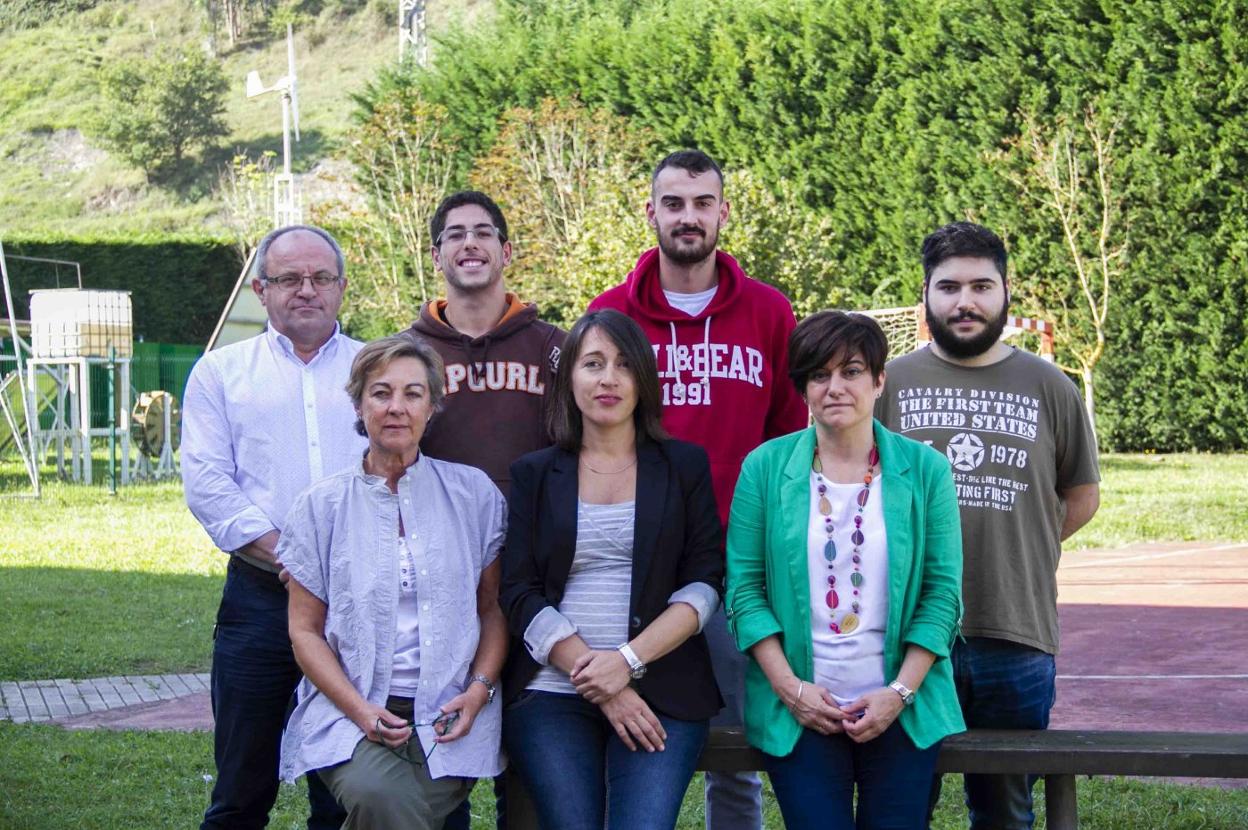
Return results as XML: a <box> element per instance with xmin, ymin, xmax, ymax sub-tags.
<box><xmin>548</xmin><ymin>310</ymin><xmax>668</xmax><ymax>451</ymax></box>
<box><xmin>345</xmin><ymin>333</ymin><xmax>445</xmax><ymax>437</ymax></box>
<box><xmin>788</xmin><ymin>311</ymin><xmax>889</xmax><ymax>395</ymax></box>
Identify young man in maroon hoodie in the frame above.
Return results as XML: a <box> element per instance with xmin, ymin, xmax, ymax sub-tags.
<box><xmin>406</xmin><ymin>191</ymin><xmax>564</xmax><ymax>830</ymax></box>
<box><xmin>408</xmin><ymin>190</ymin><xmax>564</xmax><ymax>499</ymax></box>
<box><xmin>590</xmin><ymin>150</ymin><xmax>808</xmax><ymax>830</ymax></box>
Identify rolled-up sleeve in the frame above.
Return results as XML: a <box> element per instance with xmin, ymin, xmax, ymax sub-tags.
<box><xmin>668</xmin><ymin>582</ymin><xmax>720</xmax><ymax>632</ymax></box>
<box><xmin>903</xmin><ymin>456</ymin><xmax>963</xmax><ymax>658</ymax></box>
<box><xmin>726</xmin><ymin>451</ymin><xmax>784</xmax><ymax>652</ymax></box>
<box><xmin>522</xmin><ymin>606</ymin><xmax>578</xmax><ymax>666</ymax></box>
<box><xmin>182</xmin><ymin>357</ymin><xmax>276</xmax><ymax>553</ymax></box>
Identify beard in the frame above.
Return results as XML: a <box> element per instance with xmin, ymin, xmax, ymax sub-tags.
<box><xmin>657</xmin><ymin>223</ymin><xmax>719</xmax><ymax>265</ymax></box>
<box><xmin>926</xmin><ymin>301</ymin><xmax>1009</xmax><ymax>359</ymax></box>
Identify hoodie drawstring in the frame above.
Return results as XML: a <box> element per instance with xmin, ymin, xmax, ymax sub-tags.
<box><xmin>666</xmin><ymin>317</ymin><xmax>714</xmax><ymax>403</ymax></box>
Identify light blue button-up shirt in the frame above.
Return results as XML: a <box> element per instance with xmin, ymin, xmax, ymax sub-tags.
<box><xmin>278</xmin><ymin>453</ymin><xmax>507</xmax><ymax>782</ymax></box>
<box><xmin>182</xmin><ymin>326</ymin><xmax>366</xmax><ymax>563</ymax></box>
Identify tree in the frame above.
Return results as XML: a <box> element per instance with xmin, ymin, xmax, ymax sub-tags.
<box><xmin>90</xmin><ymin>46</ymin><xmax>229</xmax><ymax>180</ymax></box>
<box><xmin>468</xmin><ymin>98</ymin><xmax>657</xmax><ymax>325</ymax></box>
<box><xmin>216</xmin><ymin>151</ymin><xmax>278</xmax><ymax>262</ymax></box>
<box><xmin>331</xmin><ymin>91</ymin><xmax>455</xmax><ymax>337</ymax></box>
<box><xmin>997</xmin><ymin>105</ymin><xmax>1125</xmax><ymax>428</ymax></box>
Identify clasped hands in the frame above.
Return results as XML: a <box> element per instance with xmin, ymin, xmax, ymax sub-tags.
<box><xmin>784</xmin><ymin>679</ymin><xmax>903</xmax><ymax>744</ymax></box>
<box><xmin>571</xmin><ymin>649</ymin><xmax>666</xmax><ymax>753</ymax></box>
<box><xmin>357</xmin><ymin>681</ymin><xmax>490</xmax><ymax>749</ymax></box>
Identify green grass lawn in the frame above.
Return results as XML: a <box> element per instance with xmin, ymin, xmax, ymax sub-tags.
<box><xmin>1</xmin><ymin>453</ymin><xmax>1246</xmax><ymax>827</ymax></box>
<box><xmin>1069</xmin><ymin>453</ymin><xmax>1248</xmax><ymax>550</ymax></box>
<box><xmin>1</xmin><ymin>723</ymin><xmax>1244</xmax><ymax>829</ymax></box>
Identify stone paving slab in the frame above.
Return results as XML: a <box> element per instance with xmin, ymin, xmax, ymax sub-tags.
<box><xmin>0</xmin><ymin>673</ymin><xmax>209</xmax><ymax>724</ymax></box>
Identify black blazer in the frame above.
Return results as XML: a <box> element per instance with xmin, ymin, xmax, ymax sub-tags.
<box><xmin>499</xmin><ymin>438</ymin><xmax>725</xmax><ymax>721</ymax></box>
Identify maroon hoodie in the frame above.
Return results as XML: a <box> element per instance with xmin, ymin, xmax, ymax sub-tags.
<box><xmin>409</xmin><ymin>294</ymin><xmax>564</xmax><ymax>497</ymax></box>
<box><xmin>590</xmin><ymin>248</ymin><xmax>807</xmax><ymax>525</ymax></box>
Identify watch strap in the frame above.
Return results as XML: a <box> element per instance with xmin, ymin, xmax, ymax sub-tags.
<box><xmin>617</xmin><ymin>643</ymin><xmax>646</xmax><ymax>678</ymax></box>
<box><xmin>888</xmin><ymin>680</ymin><xmax>915</xmax><ymax>706</ymax></box>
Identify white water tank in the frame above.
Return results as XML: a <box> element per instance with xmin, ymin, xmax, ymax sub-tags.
<box><xmin>29</xmin><ymin>289</ymin><xmax>133</xmax><ymax>358</ymax></box>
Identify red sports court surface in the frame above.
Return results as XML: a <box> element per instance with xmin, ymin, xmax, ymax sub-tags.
<box><xmin>1051</xmin><ymin>542</ymin><xmax>1248</xmax><ymax>734</ymax></box>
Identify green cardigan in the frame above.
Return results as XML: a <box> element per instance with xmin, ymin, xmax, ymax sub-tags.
<box><xmin>725</xmin><ymin>421</ymin><xmax>965</xmax><ymax>754</ymax></box>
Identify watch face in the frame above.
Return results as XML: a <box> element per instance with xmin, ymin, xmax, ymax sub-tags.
<box><xmin>630</xmin><ymin>665</ymin><xmax>647</xmax><ymax>680</ymax></box>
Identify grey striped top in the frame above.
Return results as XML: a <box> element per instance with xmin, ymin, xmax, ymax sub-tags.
<box><xmin>528</xmin><ymin>500</ymin><xmax>636</xmax><ymax>694</ymax></box>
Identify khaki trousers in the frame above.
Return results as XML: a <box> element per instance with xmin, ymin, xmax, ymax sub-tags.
<box><xmin>319</xmin><ymin>735</ymin><xmax>473</xmax><ymax>830</ymax></box>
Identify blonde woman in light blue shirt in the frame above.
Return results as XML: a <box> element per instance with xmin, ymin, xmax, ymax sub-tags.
<box><xmin>279</xmin><ymin>332</ymin><xmax>508</xmax><ymax>830</ymax></box>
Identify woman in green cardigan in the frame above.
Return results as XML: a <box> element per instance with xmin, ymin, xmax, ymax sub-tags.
<box><xmin>725</xmin><ymin>311</ymin><xmax>964</xmax><ymax>829</ymax></box>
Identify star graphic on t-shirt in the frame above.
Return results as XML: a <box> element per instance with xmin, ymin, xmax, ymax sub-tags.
<box><xmin>946</xmin><ymin>432</ymin><xmax>985</xmax><ymax>471</ymax></box>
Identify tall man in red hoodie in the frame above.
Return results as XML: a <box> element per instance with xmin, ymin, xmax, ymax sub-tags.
<box><xmin>590</xmin><ymin>150</ymin><xmax>808</xmax><ymax>830</ymax></box>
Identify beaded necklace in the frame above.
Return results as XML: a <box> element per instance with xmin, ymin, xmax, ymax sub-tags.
<box><xmin>814</xmin><ymin>443</ymin><xmax>879</xmax><ymax>635</ymax></box>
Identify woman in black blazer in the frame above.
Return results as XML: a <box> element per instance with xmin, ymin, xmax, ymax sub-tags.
<box><xmin>499</xmin><ymin>309</ymin><xmax>724</xmax><ymax>830</ymax></box>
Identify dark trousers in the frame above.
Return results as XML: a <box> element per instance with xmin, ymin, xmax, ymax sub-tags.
<box><xmin>765</xmin><ymin>723</ymin><xmax>941</xmax><ymax>830</ymax></box>
<box><xmin>201</xmin><ymin>558</ymin><xmax>345</xmax><ymax>830</ymax></box>
<box><xmin>930</xmin><ymin>637</ymin><xmax>1057</xmax><ymax>830</ymax></box>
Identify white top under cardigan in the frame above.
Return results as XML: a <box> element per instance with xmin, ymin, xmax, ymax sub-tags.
<box><xmin>278</xmin><ymin>453</ymin><xmax>506</xmax><ymax>782</ymax></box>
<box><xmin>808</xmin><ymin>472</ymin><xmax>889</xmax><ymax>707</ymax></box>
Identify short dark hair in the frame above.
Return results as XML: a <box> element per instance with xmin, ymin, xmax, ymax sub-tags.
<box><xmin>788</xmin><ymin>311</ymin><xmax>889</xmax><ymax>395</ymax></box>
<box><xmin>651</xmin><ymin>149</ymin><xmax>725</xmax><ymax>193</ymax></box>
<box><xmin>921</xmin><ymin>221</ymin><xmax>1008</xmax><ymax>286</ymax></box>
<box><xmin>548</xmin><ymin>310</ymin><xmax>669</xmax><ymax>451</ymax></box>
<box><xmin>430</xmin><ymin>191</ymin><xmax>509</xmax><ymax>246</ymax></box>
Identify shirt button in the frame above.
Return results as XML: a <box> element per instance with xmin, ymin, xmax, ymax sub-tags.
<box><xmin>420</xmin><ymin>569</ymin><xmax>428</xmax><ymax>576</ymax></box>
<box><xmin>424</xmin><ymin>640</ymin><xmax>431</xmax><ymax>646</ymax></box>
<box><xmin>631</xmin><ymin>616</ymin><xmax>641</xmax><ymax>628</ymax></box>
<box><xmin>422</xmin><ymin>603</ymin><xmax>429</xmax><ymax>611</ymax></box>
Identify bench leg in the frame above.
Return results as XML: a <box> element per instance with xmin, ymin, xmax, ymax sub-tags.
<box><xmin>1044</xmin><ymin>773</ymin><xmax>1078</xmax><ymax>830</ymax></box>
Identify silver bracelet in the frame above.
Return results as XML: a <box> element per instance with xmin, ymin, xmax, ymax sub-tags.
<box><xmin>795</xmin><ymin>679</ymin><xmax>805</xmax><ymax>706</ymax></box>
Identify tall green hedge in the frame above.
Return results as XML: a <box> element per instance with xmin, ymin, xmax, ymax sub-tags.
<box><xmin>358</xmin><ymin>0</ymin><xmax>1248</xmax><ymax>450</ymax></box>
<box><xmin>2</xmin><ymin>234</ymin><xmax>242</xmax><ymax>345</ymax></box>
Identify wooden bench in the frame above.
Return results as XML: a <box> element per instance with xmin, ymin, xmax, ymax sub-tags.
<box><xmin>506</xmin><ymin>727</ymin><xmax>1248</xmax><ymax>829</ymax></box>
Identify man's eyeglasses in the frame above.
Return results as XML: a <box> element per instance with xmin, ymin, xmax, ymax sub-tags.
<box><xmin>262</xmin><ymin>272</ymin><xmax>342</xmax><ymax>291</ymax></box>
<box><xmin>379</xmin><ymin>710</ymin><xmax>460</xmax><ymax>763</ymax></box>
<box><xmin>436</xmin><ymin>224</ymin><xmax>502</xmax><ymax>247</ymax></box>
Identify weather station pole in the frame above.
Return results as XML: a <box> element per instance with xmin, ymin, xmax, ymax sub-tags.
<box><xmin>246</xmin><ymin>24</ymin><xmax>302</xmax><ymax>228</ymax></box>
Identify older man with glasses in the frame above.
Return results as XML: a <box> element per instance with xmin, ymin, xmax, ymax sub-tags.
<box><xmin>183</xmin><ymin>225</ymin><xmax>363</xmax><ymax>830</ymax></box>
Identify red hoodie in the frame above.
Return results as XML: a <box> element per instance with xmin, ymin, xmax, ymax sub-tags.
<box><xmin>590</xmin><ymin>248</ymin><xmax>808</xmax><ymax>525</ymax></box>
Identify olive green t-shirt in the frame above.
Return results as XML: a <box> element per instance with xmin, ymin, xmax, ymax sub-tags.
<box><xmin>874</xmin><ymin>347</ymin><xmax>1099</xmax><ymax>654</ymax></box>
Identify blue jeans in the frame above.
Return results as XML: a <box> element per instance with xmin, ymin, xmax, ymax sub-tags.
<box><xmin>201</xmin><ymin>558</ymin><xmax>345</xmax><ymax>830</ymax></box>
<box><xmin>940</xmin><ymin>637</ymin><xmax>1057</xmax><ymax>830</ymax></box>
<box><xmin>764</xmin><ymin>723</ymin><xmax>940</xmax><ymax>830</ymax></box>
<box><xmin>703</xmin><ymin>607</ymin><xmax>764</xmax><ymax>830</ymax></box>
<box><xmin>502</xmin><ymin>690</ymin><xmax>709</xmax><ymax>830</ymax></box>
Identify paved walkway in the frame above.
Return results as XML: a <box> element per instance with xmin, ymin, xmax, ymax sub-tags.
<box><xmin>0</xmin><ymin>673</ymin><xmax>209</xmax><ymax>725</ymax></box>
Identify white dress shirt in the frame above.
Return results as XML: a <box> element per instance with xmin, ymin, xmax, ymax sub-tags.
<box><xmin>182</xmin><ymin>325</ymin><xmax>366</xmax><ymax>565</ymax></box>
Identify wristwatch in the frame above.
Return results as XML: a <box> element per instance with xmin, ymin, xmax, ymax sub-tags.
<box><xmin>617</xmin><ymin>643</ymin><xmax>647</xmax><ymax>680</ymax></box>
<box><xmin>469</xmin><ymin>674</ymin><xmax>496</xmax><ymax>704</ymax></box>
<box><xmin>888</xmin><ymin>680</ymin><xmax>916</xmax><ymax>706</ymax></box>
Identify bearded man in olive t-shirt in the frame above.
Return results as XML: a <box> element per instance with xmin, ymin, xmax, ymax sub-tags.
<box><xmin>875</xmin><ymin>222</ymin><xmax>1100</xmax><ymax>830</ymax></box>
